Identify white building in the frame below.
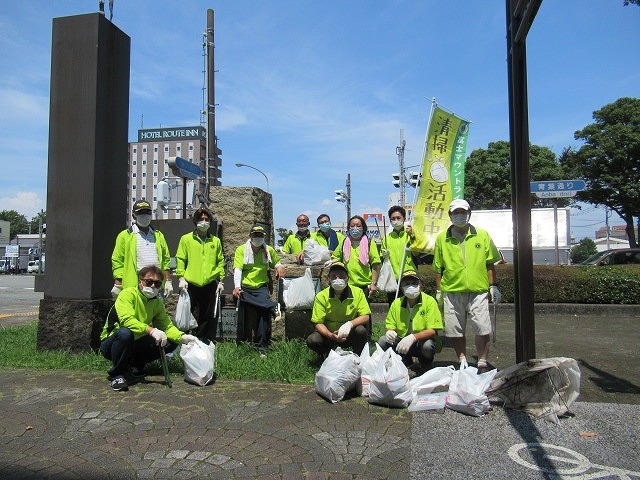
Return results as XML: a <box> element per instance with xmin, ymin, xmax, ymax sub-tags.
<box><xmin>128</xmin><ymin>126</ymin><xmax>221</xmax><ymax>221</ymax></box>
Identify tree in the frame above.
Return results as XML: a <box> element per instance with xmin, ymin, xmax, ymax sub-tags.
<box><xmin>0</xmin><ymin>210</ymin><xmax>28</xmax><ymax>240</ymax></box>
<box><xmin>464</xmin><ymin>141</ymin><xmax>569</xmax><ymax>210</ymax></box>
<box><xmin>276</xmin><ymin>227</ymin><xmax>292</xmax><ymax>247</ymax></box>
<box><xmin>570</xmin><ymin>238</ymin><xmax>597</xmax><ymax>264</ymax></box>
<box><xmin>29</xmin><ymin>210</ymin><xmax>47</xmax><ymax>235</ymax></box>
<box><xmin>560</xmin><ymin>97</ymin><xmax>640</xmax><ymax>248</ymax></box>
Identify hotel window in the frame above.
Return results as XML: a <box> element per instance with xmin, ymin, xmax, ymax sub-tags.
<box><xmin>142</xmin><ymin>147</ymin><xmax>147</xmax><ymax>153</ymax></box>
<box><xmin>153</xmin><ymin>159</ymin><xmax>158</xmax><ymax>165</ymax></box>
<box><xmin>133</xmin><ymin>160</ymin><xmax>137</xmax><ymax>166</ymax></box>
<box><xmin>154</xmin><ymin>146</ymin><xmax>158</xmax><ymax>152</ymax></box>
<box><xmin>153</xmin><ymin>172</ymin><xmax>158</xmax><ymax>177</ymax></box>
<box><xmin>132</xmin><ymin>173</ymin><xmax>136</xmax><ymax>178</ymax></box>
<box><xmin>133</xmin><ymin>147</ymin><xmax>137</xmax><ymax>153</ymax></box>
<box><xmin>142</xmin><ymin>172</ymin><xmax>146</xmax><ymax>177</ymax></box>
<box><xmin>164</xmin><ymin>146</ymin><xmax>169</xmax><ymax>152</ymax></box>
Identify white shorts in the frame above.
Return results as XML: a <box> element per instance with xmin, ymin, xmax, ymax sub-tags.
<box><xmin>443</xmin><ymin>291</ymin><xmax>491</xmax><ymax>337</ymax></box>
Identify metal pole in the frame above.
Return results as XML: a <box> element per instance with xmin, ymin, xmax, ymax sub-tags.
<box><xmin>507</xmin><ymin>0</ymin><xmax>539</xmax><ymax>362</ymax></box>
<box><xmin>346</xmin><ymin>173</ymin><xmax>351</xmax><ymax>223</ymax></box>
<box><xmin>397</xmin><ymin>130</ymin><xmax>406</xmax><ymax>209</ymax></box>
<box><xmin>206</xmin><ymin>9</ymin><xmax>215</xmax><ymax>201</ymax></box>
<box><xmin>554</xmin><ymin>201</ymin><xmax>559</xmax><ymax>265</ymax></box>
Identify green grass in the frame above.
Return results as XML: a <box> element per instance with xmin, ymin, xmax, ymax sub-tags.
<box><xmin>0</xmin><ymin>322</ymin><xmax>386</xmax><ymax>384</ymax></box>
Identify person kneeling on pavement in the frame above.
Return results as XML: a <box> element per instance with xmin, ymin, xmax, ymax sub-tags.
<box><xmin>377</xmin><ymin>270</ymin><xmax>443</xmax><ymax>370</ymax></box>
<box><xmin>100</xmin><ymin>265</ymin><xmax>196</xmax><ymax>391</ymax></box>
<box><xmin>307</xmin><ymin>262</ymin><xmax>370</xmax><ymax>358</ymax></box>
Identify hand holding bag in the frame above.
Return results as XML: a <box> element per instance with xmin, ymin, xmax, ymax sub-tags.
<box><xmin>303</xmin><ymin>239</ymin><xmax>331</xmax><ymax>265</ymax></box>
<box><xmin>180</xmin><ymin>338</ymin><xmax>215</xmax><ymax>386</ymax></box>
<box><xmin>283</xmin><ymin>268</ymin><xmax>316</xmax><ymax>311</ymax></box>
<box><xmin>377</xmin><ymin>257</ymin><xmax>398</xmax><ymax>293</ymax></box>
<box><xmin>175</xmin><ymin>289</ymin><xmax>198</xmax><ymax>331</ymax></box>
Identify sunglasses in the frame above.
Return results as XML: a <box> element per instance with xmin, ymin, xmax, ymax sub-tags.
<box><xmin>142</xmin><ymin>279</ymin><xmax>163</xmax><ymax>288</ymax></box>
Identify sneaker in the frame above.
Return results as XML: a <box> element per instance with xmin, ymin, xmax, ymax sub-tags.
<box><xmin>111</xmin><ymin>376</ymin><xmax>128</xmax><ymax>392</ymax></box>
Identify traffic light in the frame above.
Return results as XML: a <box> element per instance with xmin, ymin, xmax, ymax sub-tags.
<box><xmin>392</xmin><ymin>173</ymin><xmax>401</xmax><ymax>188</ymax></box>
<box><xmin>335</xmin><ymin>189</ymin><xmax>346</xmax><ymax>202</ymax></box>
<box><xmin>409</xmin><ymin>171</ymin><xmax>421</xmax><ymax>187</ymax></box>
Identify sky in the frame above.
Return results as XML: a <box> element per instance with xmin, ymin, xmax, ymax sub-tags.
<box><xmin>0</xmin><ymin>1</ymin><xmax>638</xmax><ymax>241</ymax></box>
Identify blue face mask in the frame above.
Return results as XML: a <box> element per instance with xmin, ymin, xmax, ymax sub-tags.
<box><xmin>319</xmin><ymin>222</ymin><xmax>331</xmax><ymax>233</ymax></box>
<box><xmin>349</xmin><ymin>227</ymin><xmax>363</xmax><ymax>239</ymax></box>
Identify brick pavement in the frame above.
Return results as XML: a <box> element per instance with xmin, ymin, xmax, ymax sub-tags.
<box><xmin>0</xmin><ymin>370</ymin><xmax>411</xmax><ymax>479</ymax></box>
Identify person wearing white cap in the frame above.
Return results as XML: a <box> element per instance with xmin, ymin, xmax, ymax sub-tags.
<box><xmin>432</xmin><ymin>198</ymin><xmax>502</xmax><ymax>372</ymax></box>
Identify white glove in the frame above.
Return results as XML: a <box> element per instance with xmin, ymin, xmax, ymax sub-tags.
<box><xmin>178</xmin><ymin>278</ymin><xmax>188</xmax><ymax>291</ymax></box>
<box><xmin>489</xmin><ymin>285</ymin><xmax>502</xmax><ymax>304</ymax></box>
<box><xmin>150</xmin><ymin>328</ymin><xmax>168</xmax><ymax>347</ymax></box>
<box><xmin>324</xmin><ymin>259</ymin><xmax>336</xmax><ymax>267</ymax></box>
<box><xmin>396</xmin><ymin>334</ymin><xmax>416</xmax><ymax>355</ymax></box>
<box><xmin>337</xmin><ymin>321</ymin><xmax>353</xmax><ymax>339</ymax></box>
<box><xmin>385</xmin><ymin>330</ymin><xmax>398</xmax><ymax>345</ymax></box>
<box><xmin>216</xmin><ymin>282</ymin><xmax>224</xmax><ymax>293</ymax></box>
<box><xmin>181</xmin><ymin>334</ymin><xmax>196</xmax><ymax>344</ymax></box>
<box><xmin>435</xmin><ymin>290</ymin><xmax>443</xmax><ymax>308</ymax></box>
<box><xmin>380</xmin><ymin>248</ymin><xmax>389</xmax><ymax>258</ymax></box>
<box><xmin>163</xmin><ymin>281</ymin><xmax>174</xmax><ymax>297</ymax></box>
<box><xmin>111</xmin><ymin>284</ymin><xmax>122</xmax><ymax>299</ymax></box>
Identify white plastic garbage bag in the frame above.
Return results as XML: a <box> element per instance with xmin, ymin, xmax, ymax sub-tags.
<box><xmin>283</xmin><ymin>268</ymin><xmax>316</xmax><ymax>311</ymax></box>
<box><xmin>315</xmin><ymin>348</ymin><xmax>361</xmax><ymax>403</ymax></box>
<box><xmin>303</xmin><ymin>240</ymin><xmax>331</xmax><ymax>265</ymax></box>
<box><xmin>360</xmin><ymin>342</ymin><xmax>384</xmax><ymax>397</ymax></box>
<box><xmin>175</xmin><ymin>289</ymin><xmax>198</xmax><ymax>331</ymax></box>
<box><xmin>409</xmin><ymin>365</ymin><xmax>456</xmax><ymax>397</ymax></box>
<box><xmin>180</xmin><ymin>338</ymin><xmax>215</xmax><ymax>386</ymax></box>
<box><xmin>377</xmin><ymin>257</ymin><xmax>398</xmax><ymax>293</ymax></box>
<box><xmin>368</xmin><ymin>348</ymin><xmax>413</xmax><ymax>408</ymax></box>
<box><xmin>446</xmin><ymin>359</ymin><xmax>497</xmax><ymax>416</ymax></box>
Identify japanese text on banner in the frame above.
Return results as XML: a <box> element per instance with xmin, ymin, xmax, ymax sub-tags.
<box><xmin>412</xmin><ymin>106</ymin><xmax>470</xmax><ymax>253</ymax></box>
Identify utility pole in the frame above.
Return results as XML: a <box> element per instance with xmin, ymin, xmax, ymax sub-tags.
<box><xmin>346</xmin><ymin>173</ymin><xmax>351</xmax><ymax>222</ymax></box>
<box><xmin>396</xmin><ymin>130</ymin><xmax>407</xmax><ymax>208</ymax></box>
<box><xmin>334</xmin><ymin>173</ymin><xmax>351</xmax><ymax>226</ymax></box>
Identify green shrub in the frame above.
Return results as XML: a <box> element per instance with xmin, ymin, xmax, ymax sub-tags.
<box><xmin>410</xmin><ymin>264</ymin><xmax>640</xmax><ymax>304</ymax></box>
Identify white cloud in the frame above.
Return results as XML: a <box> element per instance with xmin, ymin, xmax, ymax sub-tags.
<box><xmin>0</xmin><ymin>191</ymin><xmax>46</xmax><ymax>219</ymax></box>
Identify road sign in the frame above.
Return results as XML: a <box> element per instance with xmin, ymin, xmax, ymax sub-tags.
<box><xmin>5</xmin><ymin>245</ymin><xmax>19</xmax><ymax>258</ymax></box>
<box><xmin>530</xmin><ymin>179</ymin><xmax>585</xmax><ymax>199</ymax></box>
<box><xmin>168</xmin><ymin>156</ymin><xmax>201</xmax><ymax>180</ymax></box>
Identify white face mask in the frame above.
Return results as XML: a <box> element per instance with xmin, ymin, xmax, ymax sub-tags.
<box><xmin>197</xmin><ymin>221</ymin><xmax>210</xmax><ymax>233</ymax></box>
<box><xmin>297</xmin><ymin>227</ymin><xmax>308</xmax><ymax>234</ymax></box>
<box><xmin>136</xmin><ymin>213</ymin><xmax>152</xmax><ymax>228</ymax></box>
<box><xmin>319</xmin><ymin>222</ymin><xmax>331</xmax><ymax>233</ymax></box>
<box><xmin>402</xmin><ymin>285</ymin><xmax>421</xmax><ymax>299</ymax></box>
<box><xmin>141</xmin><ymin>286</ymin><xmax>159</xmax><ymax>299</ymax></box>
<box><xmin>331</xmin><ymin>278</ymin><xmax>347</xmax><ymax>291</ymax></box>
<box><xmin>451</xmin><ymin>213</ymin><xmax>469</xmax><ymax>227</ymax></box>
<box><xmin>251</xmin><ymin>237</ymin><xmax>265</xmax><ymax>247</ymax></box>
<box><xmin>391</xmin><ymin>220</ymin><xmax>404</xmax><ymax>231</ymax></box>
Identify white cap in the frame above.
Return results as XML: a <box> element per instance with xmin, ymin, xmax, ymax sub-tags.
<box><xmin>449</xmin><ymin>199</ymin><xmax>471</xmax><ymax>212</ymax></box>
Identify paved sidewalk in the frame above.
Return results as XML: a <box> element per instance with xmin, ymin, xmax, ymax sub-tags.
<box><xmin>1</xmin><ymin>300</ymin><xmax>639</xmax><ymax>478</ymax></box>
<box><xmin>1</xmin><ymin>368</ymin><xmax>638</xmax><ymax>480</ymax></box>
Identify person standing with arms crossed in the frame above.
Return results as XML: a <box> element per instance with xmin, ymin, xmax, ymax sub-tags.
<box><xmin>433</xmin><ymin>199</ymin><xmax>502</xmax><ymax>372</ymax></box>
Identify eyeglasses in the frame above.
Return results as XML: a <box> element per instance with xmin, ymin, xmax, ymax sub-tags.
<box><xmin>143</xmin><ymin>279</ymin><xmax>163</xmax><ymax>288</ymax></box>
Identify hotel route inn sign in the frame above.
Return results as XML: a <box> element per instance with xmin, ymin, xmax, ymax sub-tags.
<box><xmin>530</xmin><ymin>179</ymin><xmax>586</xmax><ymax>199</ymax></box>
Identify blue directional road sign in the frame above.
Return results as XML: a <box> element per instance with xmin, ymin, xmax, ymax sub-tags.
<box><xmin>168</xmin><ymin>156</ymin><xmax>201</xmax><ymax>180</ymax></box>
<box><xmin>530</xmin><ymin>179</ymin><xmax>586</xmax><ymax>198</ymax></box>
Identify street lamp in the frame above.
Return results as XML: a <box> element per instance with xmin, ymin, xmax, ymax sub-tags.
<box><xmin>235</xmin><ymin>163</ymin><xmax>270</xmax><ymax>193</ymax></box>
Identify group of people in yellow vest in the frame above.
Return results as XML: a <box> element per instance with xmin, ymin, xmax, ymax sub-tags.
<box><xmin>284</xmin><ymin>199</ymin><xmax>502</xmax><ymax>373</ymax></box>
<box><xmin>99</xmin><ymin>197</ymin><xmax>501</xmax><ymax>391</ymax></box>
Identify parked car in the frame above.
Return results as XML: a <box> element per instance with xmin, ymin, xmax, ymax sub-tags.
<box><xmin>27</xmin><ymin>260</ymin><xmax>40</xmax><ymax>273</ymax></box>
<box><xmin>578</xmin><ymin>248</ymin><xmax>640</xmax><ymax>266</ymax></box>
